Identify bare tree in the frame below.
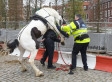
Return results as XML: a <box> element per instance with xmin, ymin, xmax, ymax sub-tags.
<box><xmin>0</xmin><ymin>0</ymin><xmax>6</xmax><ymax>21</ymax></box>
<box><xmin>30</xmin><ymin>0</ymin><xmax>46</xmax><ymax>14</ymax></box>
<box><xmin>0</xmin><ymin>0</ymin><xmax>7</xmax><ymax>28</ymax></box>
<box><xmin>30</xmin><ymin>0</ymin><xmax>38</xmax><ymax>13</ymax></box>
<box><xmin>38</xmin><ymin>0</ymin><xmax>46</xmax><ymax>8</ymax></box>
<box><xmin>34</xmin><ymin>0</ymin><xmax>38</xmax><ymax>12</ymax></box>
<box><xmin>54</xmin><ymin>0</ymin><xmax>58</xmax><ymax>11</ymax></box>
<box><xmin>96</xmin><ymin>0</ymin><xmax>100</xmax><ymax>32</ymax></box>
<box><xmin>61</xmin><ymin>0</ymin><xmax>65</xmax><ymax>16</ymax></box>
<box><xmin>26</xmin><ymin>0</ymin><xmax>31</xmax><ymax>22</ymax></box>
<box><xmin>8</xmin><ymin>0</ymin><xmax>23</xmax><ymax>29</ymax></box>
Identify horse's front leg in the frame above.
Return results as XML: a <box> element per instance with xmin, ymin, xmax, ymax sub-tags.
<box><xmin>29</xmin><ymin>49</ymin><xmax>44</xmax><ymax>77</ymax></box>
<box><xmin>59</xmin><ymin>34</ymin><xmax>65</xmax><ymax>45</ymax></box>
<box><xmin>52</xmin><ymin>25</ymin><xmax>65</xmax><ymax>45</ymax></box>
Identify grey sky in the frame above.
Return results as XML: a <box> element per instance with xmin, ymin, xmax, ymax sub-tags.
<box><xmin>23</xmin><ymin>0</ymin><xmax>68</xmax><ymax>7</ymax></box>
<box><xmin>44</xmin><ymin>0</ymin><xmax>68</xmax><ymax>6</ymax></box>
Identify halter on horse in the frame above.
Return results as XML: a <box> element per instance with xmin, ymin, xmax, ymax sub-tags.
<box><xmin>7</xmin><ymin>8</ymin><xmax>66</xmax><ymax>77</ymax></box>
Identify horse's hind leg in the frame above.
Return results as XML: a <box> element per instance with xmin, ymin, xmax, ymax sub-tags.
<box><xmin>18</xmin><ymin>46</ymin><xmax>27</xmax><ymax>72</ymax></box>
<box><xmin>29</xmin><ymin>49</ymin><xmax>44</xmax><ymax>77</ymax></box>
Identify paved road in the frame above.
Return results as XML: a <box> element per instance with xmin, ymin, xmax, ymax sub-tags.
<box><xmin>0</xmin><ymin>55</ymin><xmax>112</xmax><ymax>82</ymax></box>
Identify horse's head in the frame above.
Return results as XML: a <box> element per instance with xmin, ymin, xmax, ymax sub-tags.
<box><xmin>55</xmin><ymin>15</ymin><xmax>66</xmax><ymax>27</ymax></box>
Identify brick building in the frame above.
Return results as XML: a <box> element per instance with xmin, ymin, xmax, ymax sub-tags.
<box><xmin>84</xmin><ymin>0</ymin><xmax>112</xmax><ymax>22</ymax></box>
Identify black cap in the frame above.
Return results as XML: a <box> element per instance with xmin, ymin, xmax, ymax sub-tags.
<box><xmin>75</xmin><ymin>14</ymin><xmax>82</xmax><ymax>19</ymax></box>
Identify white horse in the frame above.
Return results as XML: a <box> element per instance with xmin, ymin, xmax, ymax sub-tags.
<box><xmin>7</xmin><ymin>7</ymin><xmax>66</xmax><ymax>77</ymax></box>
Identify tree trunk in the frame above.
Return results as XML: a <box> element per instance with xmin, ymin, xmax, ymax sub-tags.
<box><xmin>34</xmin><ymin>0</ymin><xmax>37</xmax><ymax>12</ymax></box>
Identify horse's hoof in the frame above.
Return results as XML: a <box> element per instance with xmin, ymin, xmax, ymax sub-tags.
<box><xmin>21</xmin><ymin>69</ymin><xmax>27</xmax><ymax>72</ymax></box>
<box><xmin>61</xmin><ymin>42</ymin><xmax>65</xmax><ymax>45</ymax></box>
<box><xmin>36</xmin><ymin>71</ymin><xmax>44</xmax><ymax>77</ymax></box>
<box><xmin>39</xmin><ymin>73</ymin><xmax>44</xmax><ymax>77</ymax></box>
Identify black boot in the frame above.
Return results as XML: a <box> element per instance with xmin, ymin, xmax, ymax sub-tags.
<box><xmin>68</xmin><ymin>70</ymin><xmax>74</xmax><ymax>74</ymax></box>
<box><xmin>40</xmin><ymin>59</ymin><xmax>45</xmax><ymax>66</ymax></box>
<box><xmin>84</xmin><ymin>66</ymin><xmax>88</xmax><ymax>71</ymax></box>
<box><xmin>47</xmin><ymin>65</ymin><xmax>56</xmax><ymax>69</ymax></box>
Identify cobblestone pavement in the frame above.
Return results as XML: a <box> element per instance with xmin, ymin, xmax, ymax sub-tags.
<box><xmin>0</xmin><ymin>55</ymin><xmax>112</xmax><ymax>82</ymax></box>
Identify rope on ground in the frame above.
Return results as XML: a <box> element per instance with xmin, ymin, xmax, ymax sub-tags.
<box><xmin>55</xmin><ymin>43</ymin><xmax>70</xmax><ymax>71</ymax></box>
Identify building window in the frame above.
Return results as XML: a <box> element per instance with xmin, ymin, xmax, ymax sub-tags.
<box><xmin>86</xmin><ymin>14</ymin><xmax>88</xmax><ymax>19</ymax></box>
<box><xmin>100</xmin><ymin>12</ymin><xmax>103</xmax><ymax>18</ymax></box>
<box><xmin>105</xmin><ymin>10</ymin><xmax>107</xmax><ymax>17</ymax></box>
<box><xmin>83</xmin><ymin>5</ymin><xmax>87</xmax><ymax>10</ymax></box>
<box><xmin>105</xmin><ymin>2</ymin><xmax>107</xmax><ymax>9</ymax></box>
<box><xmin>108</xmin><ymin>10</ymin><xmax>110</xmax><ymax>17</ymax></box>
<box><xmin>108</xmin><ymin>1</ymin><xmax>110</xmax><ymax>8</ymax></box>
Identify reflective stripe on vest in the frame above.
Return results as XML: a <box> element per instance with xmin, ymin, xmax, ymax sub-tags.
<box><xmin>76</xmin><ymin>21</ymin><xmax>80</xmax><ymax>28</ymax></box>
<box><xmin>73</xmin><ymin>31</ymin><xmax>87</xmax><ymax>37</ymax></box>
<box><xmin>72</xmin><ymin>28</ymin><xmax>87</xmax><ymax>37</ymax></box>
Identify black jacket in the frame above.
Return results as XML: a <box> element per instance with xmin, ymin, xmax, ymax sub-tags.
<box><xmin>74</xmin><ymin>18</ymin><xmax>86</xmax><ymax>29</ymax></box>
<box><xmin>43</xmin><ymin>29</ymin><xmax>60</xmax><ymax>43</ymax></box>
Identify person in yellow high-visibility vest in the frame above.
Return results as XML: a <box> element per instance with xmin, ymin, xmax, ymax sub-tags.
<box><xmin>61</xmin><ymin>14</ymin><xmax>90</xmax><ymax>74</ymax></box>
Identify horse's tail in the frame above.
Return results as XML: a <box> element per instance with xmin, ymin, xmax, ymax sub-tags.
<box><xmin>7</xmin><ymin>39</ymin><xmax>19</xmax><ymax>53</ymax></box>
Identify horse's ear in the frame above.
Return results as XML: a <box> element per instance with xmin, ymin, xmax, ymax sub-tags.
<box><xmin>61</xmin><ymin>16</ymin><xmax>66</xmax><ymax>25</ymax></box>
<box><xmin>58</xmin><ymin>15</ymin><xmax>63</xmax><ymax>26</ymax></box>
<box><xmin>61</xmin><ymin>15</ymin><xmax>63</xmax><ymax>18</ymax></box>
<box><xmin>60</xmin><ymin>15</ymin><xmax>66</xmax><ymax>25</ymax></box>
<box><xmin>62</xmin><ymin>19</ymin><xmax>66</xmax><ymax>25</ymax></box>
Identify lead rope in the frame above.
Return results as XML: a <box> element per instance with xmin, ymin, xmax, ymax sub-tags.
<box><xmin>55</xmin><ymin>39</ymin><xmax>70</xmax><ymax>71</ymax></box>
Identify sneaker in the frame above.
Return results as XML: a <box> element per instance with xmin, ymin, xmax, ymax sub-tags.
<box><xmin>47</xmin><ymin>65</ymin><xmax>56</xmax><ymax>69</ymax></box>
<box><xmin>40</xmin><ymin>59</ymin><xmax>45</xmax><ymax>66</ymax></box>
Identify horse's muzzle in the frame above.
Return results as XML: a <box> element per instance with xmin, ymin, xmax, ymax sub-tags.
<box><xmin>61</xmin><ymin>42</ymin><xmax>65</xmax><ymax>45</ymax></box>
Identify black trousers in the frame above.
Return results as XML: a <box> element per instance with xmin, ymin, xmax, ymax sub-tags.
<box><xmin>70</xmin><ymin>43</ymin><xmax>89</xmax><ymax>69</ymax></box>
<box><xmin>41</xmin><ymin>38</ymin><xmax>54</xmax><ymax>67</ymax></box>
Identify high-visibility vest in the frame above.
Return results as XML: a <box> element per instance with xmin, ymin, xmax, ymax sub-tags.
<box><xmin>61</xmin><ymin>21</ymin><xmax>90</xmax><ymax>43</ymax></box>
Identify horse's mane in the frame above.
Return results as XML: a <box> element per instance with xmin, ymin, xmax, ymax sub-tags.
<box><xmin>43</xmin><ymin>7</ymin><xmax>59</xmax><ymax>15</ymax></box>
<box><xmin>36</xmin><ymin>7</ymin><xmax>61</xmax><ymax>20</ymax></box>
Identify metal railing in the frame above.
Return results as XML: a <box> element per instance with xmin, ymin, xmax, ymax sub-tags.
<box><xmin>0</xmin><ymin>21</ymin><xmax>112</xmax><ymax>55</ymax></box>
